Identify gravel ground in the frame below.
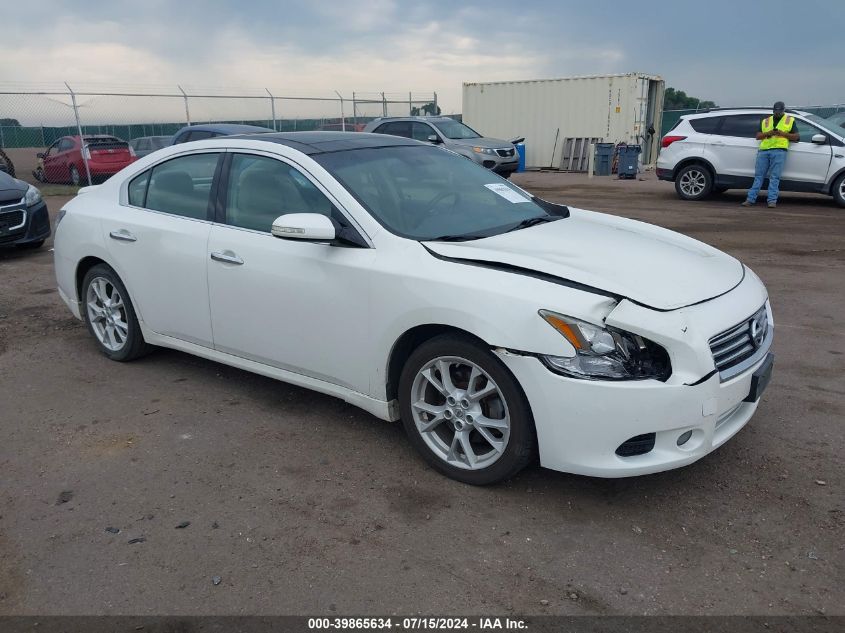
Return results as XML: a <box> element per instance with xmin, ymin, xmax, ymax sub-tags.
<box><xmin>0</xmin><ymin>173</ymin><xmax>842</xmax><ymax>616</ymax></box>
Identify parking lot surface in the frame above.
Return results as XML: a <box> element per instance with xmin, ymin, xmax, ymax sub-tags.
<box><xmin>1</xmin><ymin>173</ymin><xmax>842</xmax><ymax>615</ymax></box>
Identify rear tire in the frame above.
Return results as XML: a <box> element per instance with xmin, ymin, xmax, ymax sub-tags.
<box><xmin>675</xmin><ymin>164</ymin><xmax>713</xmax><ymax>201</ymax></box>
<box><xmin>81</xmin><ymin>264</ymin><xmax>152</xmax><ymax>361</ymax></box>
<box><xmin>833</xmin><ymin>173</ymin><xmax>845</xmax><ymax>208</ymax></box>
<box><xmin>398</xmin><ymin>334</ymin><xmax>536</xmax><ymax>485</ymax></box>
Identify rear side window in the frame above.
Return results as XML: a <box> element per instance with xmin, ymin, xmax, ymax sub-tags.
<box><xmin>375</xmin><ymin>122</ymin><xmax>411</xmax><ymax>138</ymax></box>
<box><xmin>128</xmin><ymin>170</ymin><xmax>150</xmax><ymax>207</ymax></box>
<box><xmin>143</xmin><ymin>153</ymin><xmax>220</xmax><ymax>220</ymax></box>
<box><xmin>717</xmin><ymin>115</ymin><xmax>763</xmax><ymax>138</ymax></box>
<box><xmin>689</xmin><ymin>117</ymin><xmax>722</xmax><ymax>134</ymax></box>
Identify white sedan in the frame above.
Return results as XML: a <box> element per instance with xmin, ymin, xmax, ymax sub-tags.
<box><xmin>53</xmin><ymin>132</ymin><xmax>774</xmax><ymax>485</ymax></box>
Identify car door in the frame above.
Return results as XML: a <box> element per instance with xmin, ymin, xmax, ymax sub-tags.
<box><xmin>781</xmin><ymin>118</ymin><xmax>833</xmax><ymax>187</ymax></box>
<box><xmin>206</xmin><ymin>151</ymin><xmax>374</xmax><ymax>393</ymax></box>
<box><xmin>708</xmin><ymin>114</ymin><xmax>763</xmax><ymax>179</ymax></box>
<box><xmin>103</xmin><ymin>151</ymin><xmax>220</xmax><ymax>347</ymax></box>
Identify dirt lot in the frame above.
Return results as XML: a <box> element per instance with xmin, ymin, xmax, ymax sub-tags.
<box><xmin>0</xmin><ymin>173</ymin><xmax>843</xmax><ymax>616</ymax></box>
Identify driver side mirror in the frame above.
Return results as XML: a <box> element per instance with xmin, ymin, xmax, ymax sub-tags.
<box><xmin>811</xmin><ymin>134</ymin><xmax>827</xmax><ymax>144</ymax></box>
<box><xmin>427</xmin><ymin>134</ymin><xmax>442</xmax><ymax>144</ymax></box>
<box><xmin>37</xmin><ymin>152</ymin><xmax>46</xmax><ymax>159</ymax></box>
<box><xmin>271</xmin><ymin>213</ymin><xmax>335</xmax><ymax>241</ymax></box>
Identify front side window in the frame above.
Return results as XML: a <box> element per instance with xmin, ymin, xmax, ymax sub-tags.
<box><xmin>315</xmin><ymin>145</ymin><xmax>561</xmax><ymax>241</ymax></box>
<box><xmin>224</xmin><ymin>154</ymin><xmax>335</xmax><ymax>232</ymax></box>
<box><xmin>143</xmin><ymin>153</ymin><xmax>219</xmax><ymax>219</ymax></box>
<box><xmin>58</xmin><ymin>138</ymin><xmax>75</xmax><ymax>152</ymax></box>
<box><xmin>792</xmin><ymin>119</ymin><xmax>823</xmax><ymax>143</ymax></box>
<box><xmin>431</xmin><ymin>119</ymin><xmax>481</xmax><ymax>140</ymax></box>
<box><xmin>411</xmin><ymin>122</ymin><xmax>436</xmax><ymax>142</ymax></box>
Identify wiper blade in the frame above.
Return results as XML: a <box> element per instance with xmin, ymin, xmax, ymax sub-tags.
<box><xmin>427</xmin><ymin>234</ymin><xmax>487</xmax><ymax>242</ymax></box>
<box><xmin>505</xmin><ymin>216</ymin><xmax>560</xmax><ymax>233</ymax></box>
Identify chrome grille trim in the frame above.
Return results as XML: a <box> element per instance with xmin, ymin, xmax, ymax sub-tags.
<box><xmin>709</xmin><ymin>304</ymin><xmax>772</xmax><ymax>382</ymax></box>
<box><xmin>0</xmin><ymin>208</ymin><xmax>27</xmax><ymax>231</ymax></box>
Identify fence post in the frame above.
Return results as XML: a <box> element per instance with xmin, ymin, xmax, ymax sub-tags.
<box><xmin>265</xmin><ymin>89</ymin><xmax>277</xmax><ymax>130</ymax></box>
<box><xmin>381</xmin><ymin>92</ymin><xmax>387</xmax><ymax>117</ymax></box>
<box><xmin>352</xmin><ymin>92</ymin><xmax>358</xmax><ymax>128</ymax></box>
<box><xmin>65</xmin><ymin>82</ymin><xmax>92</xmax><ymax>186</ymax></box>
<box><xmin>334</xmin><ymin>91</ymin><xmax>346</xmax><ymax>131</ymax></box>
<box><xmin>409</xmin><ymin>92</ymin><xmax>413</xmax><ymax>116</ymax></box>
<box><xmin>178</xmin><ymin>85</ymin><xmax>191</xmax><ymax>125</ymax></box>
<box><xmin>433</xmin><ymin>91</ymin><xmax>438</xmax><ymax>114</ymax></box>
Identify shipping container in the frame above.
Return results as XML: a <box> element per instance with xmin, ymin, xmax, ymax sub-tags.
<box><xmin>462</xmin><ymin>73</ymin><xmax>665</xmax><ymax>170</ymax></box>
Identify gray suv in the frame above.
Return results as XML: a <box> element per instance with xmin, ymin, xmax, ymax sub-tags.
<box><xmin>363</xmin><ymin>117</ymin><xmax>520</xmax><ymax>178</ymax></box>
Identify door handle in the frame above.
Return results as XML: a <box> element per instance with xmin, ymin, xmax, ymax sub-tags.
<box><xmin>109</xmin><ymin>229</ymin><xmax>137</xmax><ymax>242</ymax></box>
<box><xmin>210</xmin><ymin>251</ymin><xmax>244</xmax><ymax>265</ymax></box>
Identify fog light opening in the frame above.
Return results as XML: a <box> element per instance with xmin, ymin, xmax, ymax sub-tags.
<box><xmin>677</xmin><ymin>430</ymin><xmax>693</xmax><ymax>447</ymax></box>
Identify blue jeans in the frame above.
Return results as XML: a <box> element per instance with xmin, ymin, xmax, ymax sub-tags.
<box><xmin>746</xmin><ymin>149</ymin><xmax>787</xmax><ymax>204</ymax></box>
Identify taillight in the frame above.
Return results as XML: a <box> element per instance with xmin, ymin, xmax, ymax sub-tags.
<box><xmin>81</xmin><ymin>144</ymin><xmax>91</xmax><ymax>160</ymax></box>
<box><xmin>661</xmin><ymin>135</ymin><xmax>687</xmax><ymax>149</ymax></box>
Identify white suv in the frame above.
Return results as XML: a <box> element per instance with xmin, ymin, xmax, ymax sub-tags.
<box><xmin>657</xmin><ymin>108</ymin><xmax>845</xmax><ymax>207</ymax></box>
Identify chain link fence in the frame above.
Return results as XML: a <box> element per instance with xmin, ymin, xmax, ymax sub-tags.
<box><xmin>0</xmin><ymin>84</ymin><xmax>438</xmax><ymax>185</ymax></box>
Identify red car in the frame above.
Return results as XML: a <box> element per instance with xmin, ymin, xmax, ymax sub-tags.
<box><xmin>37</xmin><ymin>135</ymin><xmax>136</xmax><ymax>186</ymax></box>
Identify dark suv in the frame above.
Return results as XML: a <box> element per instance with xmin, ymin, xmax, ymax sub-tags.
<box><xmin>171</xmin><ymin>123</ymin><xmax>275</xmax><ymax>145</ymax></box>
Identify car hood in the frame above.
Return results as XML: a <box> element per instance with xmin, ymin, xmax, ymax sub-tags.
<box><xmin>0</xmin><ymin>172</ymin><xmax>27</xmax><ymax>204</ymax></box>
<box><xmin>447</xmin><ymin>137</ymin><xmax>514</xmax><ymax>149</ymax></box>
<box><xmin>424</xmin><ymin>208</ymin><xmax>745</xmax><ymax>311</ymax></box>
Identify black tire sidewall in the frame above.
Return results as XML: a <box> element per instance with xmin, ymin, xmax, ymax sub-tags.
<box><xmin>70</xmin><ymin>165</ymin><xmax>80</xmax><ymax>186</ymax></box>
<box><xmin>833</xmin><ymin>174</ymin><xmax>845</xmax><ymax>208</ymax></box>
<box><xmin>398</xmin><ymin>335</ymin><xmax>536</xmax><ymax>485</ymax></box>
<box><xmin>81</xmin><ymin>264</ymin><xmax>147</xmax><ymax>361</ymax></box>
<box><xmin>675</xmin><ymin>164</ymin><xmax>713</xmax><ymax>201</ymax></box>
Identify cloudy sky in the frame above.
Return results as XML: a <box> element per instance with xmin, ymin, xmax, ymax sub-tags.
<box><xmin>3</xmin><ymin>0</ymin><xmax>843</xmax><ymax>115</ymax></box>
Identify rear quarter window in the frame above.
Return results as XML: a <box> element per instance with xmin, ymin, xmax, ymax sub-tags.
<box><xmin>717</xmin><ymin>115</ymin><xmax>763</xmax><ymax>138</ymax></box>
<box><xmin>689</xmin><ymin>117</ymin><xmax>722</xmax><ymax>134</ymax></box>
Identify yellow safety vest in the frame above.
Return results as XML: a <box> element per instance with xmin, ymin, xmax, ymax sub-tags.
<box><xmin>760</xmin><ymin>115</ymin><xmax>794</xmax><ymax>150</ymax></box>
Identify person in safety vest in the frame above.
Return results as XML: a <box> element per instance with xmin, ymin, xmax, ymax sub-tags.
<box><xmin>742</xmin><ymin>101</ymin><xmax>799</xmax><ymax>208</ymax></box>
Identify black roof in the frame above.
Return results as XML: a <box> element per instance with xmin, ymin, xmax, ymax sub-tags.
<box><xmin>227</xmin><ymin>131</ymin><xmax>421</xmax><ymax>155</ymax></box>
<box><xmin>174</xmin><ymin>123</ymin><xmax>276</xmax><ymax>135</ymax></box>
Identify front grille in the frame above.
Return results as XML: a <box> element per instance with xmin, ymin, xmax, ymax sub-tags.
<box><xmin>0</xmin><ymin>209</ymin><xmax>26</xmax><ymax>232</ymax></box>
<box><xmin>709</xmin><ymin>305</ymin><xmax>768</xmax><ymax>374</ymax></box>
<box><xmin>496</xmin><ymin>148</ymin><xmax>515</xmax><ymax>157</ymax></box>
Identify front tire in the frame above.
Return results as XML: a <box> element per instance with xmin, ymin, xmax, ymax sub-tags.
<box><xmin>81</xmin><ymin>264</ymin><xmax>151</xmax><ymax>361</ymax></box>
<box><xmin>833</xmin><ymin>173</ymin><xmax>845</xmax><ymax>208</ymax></box>
<box><xmin>69</xmin><ymin>165</ymin><xmax>81</xmax><ymax>186</ymax></box>
<box><xmin>675</xmin><ymin>164</ymin><xmax>713</xmax><ymax>201</ymax></box>
<box><xmin>398</xmin><ymin>335</ymin><xmax>536</xmax><ymax>485</ymax></box>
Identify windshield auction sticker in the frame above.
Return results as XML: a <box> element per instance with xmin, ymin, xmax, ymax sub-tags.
<box><xmin>484</xmin><ymin>183</ymin><xmax>530</xmax><ymax>203</ymax></box>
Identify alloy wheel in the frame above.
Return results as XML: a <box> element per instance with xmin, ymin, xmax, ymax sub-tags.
<box><xmin>410</xmin><ymin>356</ymin><xmax>510</xmax><ymax>470</ymax></box>
<box><xmin>679</xmin><ymin>169</ymin><xmax>707</xmax><ymax>197</ymax></box>
<box><xmin>85</xmin><ymin>276</ymin><xmax>129</xmax><ymax>352</ymax></box>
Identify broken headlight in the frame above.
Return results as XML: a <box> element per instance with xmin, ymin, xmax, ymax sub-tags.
<box><xmin>539</xmin><ymin>310</ymin><xmax>671</xmax><ymax>381</ymax></box>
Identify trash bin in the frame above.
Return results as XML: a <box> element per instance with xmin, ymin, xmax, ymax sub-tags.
<box><xmin>515</xmin><ymin>142</ymin><xmax>526</xmax><ymax>173</ymax></box>
<box><xmin>616</xmin><ymin>144</ymin><xmax>641</xmax><ymax>179</ymax></box>
<box><xmin>594</xmin><ymin>143</ymin><xmax>614</xmax><ymax>176</ymax></box>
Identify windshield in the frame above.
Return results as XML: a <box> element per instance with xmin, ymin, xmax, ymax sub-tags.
<box><xmin>805</xmin><ymin>114</ymin><xmax>845</xmax><ymax>137</ymax></box>
<box><xmin>431</xmin><ymin>119</ymin><xmax>481</xmax><ymax>140</ymax></box>
<box><xmin>315</xmin><ymin>145</ymin><xmax>560</xmax><ymax>240</ymax></box>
